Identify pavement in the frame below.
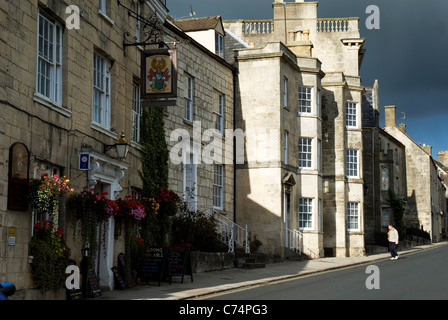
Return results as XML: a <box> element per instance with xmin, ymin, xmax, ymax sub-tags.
<box><xmin>95</xmin><ymin>242</ymin><xmax>447</xmax><ymax>300</ymax></box>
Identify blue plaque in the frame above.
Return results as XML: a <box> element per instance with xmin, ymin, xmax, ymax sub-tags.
<box><xmin>79</xmin><ymin>153</ymin><xmax>90</xmax><ymax>170</ymax></box>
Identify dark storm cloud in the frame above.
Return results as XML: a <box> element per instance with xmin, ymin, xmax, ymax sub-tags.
<box><xmin>166</xmin><ymin>0</ymin><xmax>448</xmax><ymax>153</ymax></box>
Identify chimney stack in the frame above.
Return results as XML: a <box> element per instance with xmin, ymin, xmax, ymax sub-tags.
<box><xmin>384</xmin><ymin>105</ymin><xmax>396</xmax><ymax>128</ymax></box>
<box><xmin>422</xmin><ymin>144</ymin><xmax>432</xmax><ymax>156</ymax></box>
<box><xmin>398</xmin><ymin>123</ymin><xmax>406</xmax><ymax>133</ymax></box>
<box><xmin>438</xmin><ymin>151</ymin><xmax>448</xmax><ymax>166</ymax></box>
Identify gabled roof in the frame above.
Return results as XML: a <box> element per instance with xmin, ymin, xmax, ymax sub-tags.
<box><xmin>170</xmin><ymin>16</ymin><xmax>223</xmax><ymax>33</ymax></box>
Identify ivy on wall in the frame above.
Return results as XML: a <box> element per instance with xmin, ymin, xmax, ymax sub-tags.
<box><xmin>138</xmin><ymin>106</ymin><xmax>169</xmax><ymax>246</ymax></box>
<box><xmin>388</xmin><ymin>190</ymin><xmax>406</xmax><ymax>237</ymax></box>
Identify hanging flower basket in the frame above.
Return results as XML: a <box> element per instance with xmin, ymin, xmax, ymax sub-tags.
<box><xmin>28</xmin><ymin>174</ymin><xmax>73</xmax><ymax>231</ymax></box>
<box><xmin>155</xmin><ymin>188</ymin><xmax>181</xmax><ymax>218</ymax></box>
<box><xmin>116</xmin><ymin>196</ymin><xmax>146</xmax><ymax>222</ymax></box>
<box><xmin>29</xmin><ymin>220</ymin><xmax>70</xmax><ymax>292</ymax></box>
<box><xmin>67</xmin><ymin>189</ymin><xmax>116</xmax><ymax>256</ymax></box>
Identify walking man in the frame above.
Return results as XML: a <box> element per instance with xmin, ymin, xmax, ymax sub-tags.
<box><xmin>388</xmin><ymin>225</ymin><xmax>399</xmax><ymax>260</ymax></box>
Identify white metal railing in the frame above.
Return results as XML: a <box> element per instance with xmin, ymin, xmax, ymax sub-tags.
<box><xmin>285</xmin><ymin>227</ymin><xmax>303</xmax><ymax>254</ymax></box>
<box><xmin>190</xmin><ymin>203</ymin><xmax>250</xmax><ymax>254</ymax></box>
<box><xmin>285</xmin><ymin>228</ymin><xmax>320</xmax><ymax>259</ymax></box>
<box><xmin>212</xmin><ymin>210</ymin><xmax>250</xmax><ymax>253</ymax></box>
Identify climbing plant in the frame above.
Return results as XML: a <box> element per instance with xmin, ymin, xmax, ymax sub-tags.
<box><xmin>138</xmin><ymin>106</ymin><xmax>170</xmax><ymax>246</ymax></box>
<box><xmin>388</xmin><ymin>190</ymin><xmax>406</xmax><ymax>237</ymax></box>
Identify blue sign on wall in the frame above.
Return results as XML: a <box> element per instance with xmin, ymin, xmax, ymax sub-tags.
<box><xmin>79</xmin><ymin>153</ymin><xmax>90</xmax><ymax>170</ymax></box>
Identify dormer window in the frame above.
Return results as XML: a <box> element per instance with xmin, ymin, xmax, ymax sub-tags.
<box><xmin>215</xmin><ymin>32</ymin><xmax>224</xmax><ymax>57</ymax></box>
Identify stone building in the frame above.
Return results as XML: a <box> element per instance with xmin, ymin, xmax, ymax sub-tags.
<box><xmin>223</xmin><ymin>0</ymin><xmax>367</xmax><ymax>258</ymax></box>
<box><xmin>362</xmin><ymin>83</ymin><xmax>407</xmax><ymax>245</ymax></box>
<box><xmin>383</xmin><ymin>105</ymin><xmax>446</xmax><ymax>242</ymax></box>
<box><xmin>1</xmin><ymin>0</ymin><xmax>235</xmax><ymax>298</ymax></box>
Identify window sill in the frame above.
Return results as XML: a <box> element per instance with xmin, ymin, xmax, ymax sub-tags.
<box><xmin>183</xmin><ymin>118</ymin><xmax>194</xmax><ymax>126</ymax></box>
<box><xmin>130</xmin><ymin>140</ymin><xmax>142</xmax><ymax>151</ymax></box>
<box><xmin>98</xmin><ymin>10</ymin><xmax>114</xmax><ymax>25</ymax></box>
<box><xmin>33</xmin><ymin>93</ymin><xmax>71</xmax><ymax>118</ymax></box>
<box><xmin>90</xmin><ymin>122</ymin><xmax>118</xmax><ymax>139</ymax></box>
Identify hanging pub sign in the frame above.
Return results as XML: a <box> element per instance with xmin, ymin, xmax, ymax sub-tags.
<box><xmin>141</xmin><ymin>49</ymin><xmax>177</xmax><ymax>100</ymax></box>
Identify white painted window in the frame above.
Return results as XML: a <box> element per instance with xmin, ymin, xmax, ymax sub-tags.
<box><xmin>316</xmin><ymin>89</ymin><xmax>321</xmax><ymax>118</ymax></box>
<box><xmin>36</xmin><ymin>11</ymin><xmax>62</xmax><ymax>105</ymax></box>
<box><xmin>213</xmin><ymin>92</ymin><xmax>224</xmax><ymax>134</ymax></box>
<box><xmin>317</xmin><ymin>139</ymin><xmax>322</xmax><ymax>172</ymax></box>
<box><xmin>346</xmin><ymin>102</ymin><xmax>358</xmax><ymax>128</ymax></box>
<box><xmin>347</xmin><ymin>202</ymin><xmax>360</xmax><ymax>231</ymax></box>
<box><xmin>135</xmin><ymin>0</ymin><xmax>141</xmax><ymax>43</ymax></box>
<box><xmin>99</xmin><ymin>0</ymin><xmax>111</xmax><ymax>18</ymax></box>
<box><xmin>213</xmin><ymin>164</ymin><xmax>224</xmax><ymax>209</ymax></box>
<box><xmin>215</xmin><ymin>32</ymin><xmax>224</xmax><ymax>58</ymax></box>
<box><xmin>183</xmin><ymin>153</ymin><xmax>197</xmax><ymax>211</ymax></box>
<box><xmin>132</xmin><ymin>82</ymin><xmax>141</xmax><ymax>142</ymax></box>
<box><xmin>346</xmin><ymin>149</ymin><xmax>359</xmax><ymax>177</ymax></box>
<box><xmin>298</xmin><ymin>86</ymin><xmax>312</xmax><ymax>114</ymax></box>
<box><xmin>185</xmin><ymin>74</ymin><xmax>193</xmax><ymax>121</ymax></box>
<box><xmin>299</xmin><ymin>198</ymin><xmax>313</xmax><ymax>229</ymax></box>
<box><xmin>299</xmin><ymin>138</ymin><xmax>313</xmax><ymax>169</ymax></box>
<box><xmin>93</xmin><ymin>52</ymin><xmax>111</xmax><ymax>129</ymax></box>
<box><xmin>283</xmin><ymin>77</ymin><xmax>288</xmax><ymax>108</ymax></box>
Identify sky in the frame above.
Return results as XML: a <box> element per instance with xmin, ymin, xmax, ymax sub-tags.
<box><xmin>165</xmin><ymin>0</ymin><xmax>448</xmax><ymax>159</ymax></box>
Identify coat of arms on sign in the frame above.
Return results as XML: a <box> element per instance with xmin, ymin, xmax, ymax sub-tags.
<box><xmin>141</xmin><ymin>49</ymin><xmax>177</xmax><ymax>100</ymax></box>
<box><xmin>147</xmin><ymin>55</ymin><xmax>171</xmax><ymax>93</ymax></box>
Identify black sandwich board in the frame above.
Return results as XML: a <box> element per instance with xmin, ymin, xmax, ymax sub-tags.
<box><xmin>111</xmin><ymin>266</ymin><xmax>126</xmax><ymax>290</ymax></box>
<box><xmin>87</xmin><ymin>269</ymin><xmax>102</xmax><ymax>297</ymax></box>
<box><xmin>167</xmin><ymin>245</ymin><xmax>193</xmax><ymax>284</ymax></box>
<box><xmin>141</xmin><ymin>247</ymin><xmax>170</xmax><ymax>286</ymax></box>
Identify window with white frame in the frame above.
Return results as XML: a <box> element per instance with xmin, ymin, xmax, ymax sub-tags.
<box><xmin>346</xmin><ymin>102</ymin><xmax>358</xmax><ymax>128</ymax></box>
<box><xmin>316</xmin><ymin>89</ymin><xmax>321</xmax><ymax>118</ymax></box>
<box><xmin>132</xmin><ymin>82</ymin><xmax>141</xmax><ymax>142</ymax></box>
<box><xmin>298</xmin><ymin>86</ymin><xmax>312</xmax><ymax>114</ymax></box>
<box><xmin>299</xmin><ymin>138</ymin><xmax>312</xmax><ymax>168</ymax></box>
<box><xmin>215</xmin><ymin>32</ymin><xmax>224</xmax><ymax>58</ymax></box>
<box><xmin>346</xmin><ymin>149</ymin><xmax>359</xmax><ymax>177</ymax></box>
<box><xmin>317</xmin><ymin>139</ymin><xmax>322</xmax><ymax>172</ymax></box>
<box><xmin>347</xmin><ymin>202</ymin><xmax>360</xmax><ymax>231</ymax></box>
<box><xmin>135</xmin><ymin>0</ymin><xmax>141</xmax><ymax>43</ymax></box>
<box><xmin>213</xmin><ymin>91</ymin><xmax>224</xmax><ymax>135</ymax></box>
<box><xmin>213</xmin><ymin>164</ymin><xmax>224</xmax><ymax>209</ymax></box>
<box><xmin>284</xmin><ymin>131</ymin><xmax>289</xmax><ymax>165</ymax></box>
<box><xmin>36</xmin><ymin>11</ymin><xmax>63</xmax><ymax>105</ymax></box>
<box><xmin>93</xmin><ymin>52</ymin><xmax>111</xmax><ymax>129</ymax></box>
<box><xmin>99</xmin><ymin>0</ymin><xmax>112</xmax><ymax>19</ymax></box>
<box><xmin>283</xmin><ymin>77</ymin><xmax>288</xmax><ymax>108</ymax></box>
<box><xmin>299</xmin><ymin>198</ymin><xmax>313</xmax><ymax>229</ymax></box>
<box><xmin>318</xmin><ymin>198</ymin><xmax>322</xmax><ymax>232</ymax></box>
<box><xmin>183</xmin><ymin>152</ymin><xmax>197</xmax><ymax>211</ymax></box>
<box><xmin>185</xmin><ymin>74</ymin><xmax>193</xmax><ymax>121</ymax></box>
